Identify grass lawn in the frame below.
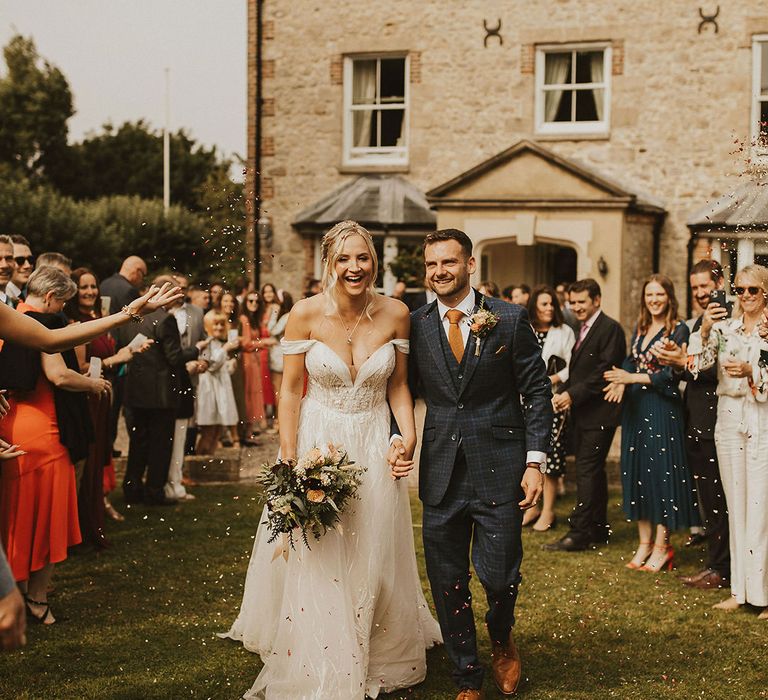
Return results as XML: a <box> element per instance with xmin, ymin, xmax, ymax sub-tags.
<box><xmin>2</xmin><ymin>484</ymin><xmax>767</xmax><ymax>699</ymax></box>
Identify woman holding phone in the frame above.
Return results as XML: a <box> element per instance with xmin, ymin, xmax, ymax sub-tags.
<box><xmin>603</xmin><ymin>274</ymin><xmax>698</xmax><ymax>572</ymax></box>
<box><xmin>689</xmin><ymin>264</ymin><xmax>768</xmax><ymax>616</ymax></box>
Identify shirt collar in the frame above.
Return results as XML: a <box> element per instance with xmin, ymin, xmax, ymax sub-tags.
<box><xmin>437</xmin><ymin>287</ymin><xmax>476</xmax><ymax>321</ymax></box>
<box><xmin>583</xmin><ymin>308</ymin><xmax>602</xmax><ymax>330</ymax></box>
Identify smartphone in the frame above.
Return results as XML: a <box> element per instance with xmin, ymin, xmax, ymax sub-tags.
<box><xmin>100</xmin><ymin>296</ymin><xmax>111</xmax><ymax>317</ymax></box>
<box><xmin>88</xmin><ymin>356</ymin><xmax>102</xmax><ymax>379</ymax></box>
<box><xmin>227</xmin><ymin>329</ymin><xmax>239</xmax><ymax>343</ymax></box>
<box><xmin>127</xmin><ymin>332</ymin><xmax>148</xmax><ymax>352</ymax></box>
<box><xmin>709</xmin><ymin>289</ymin><xmax>728</xmax><ymax>315</ymax></box>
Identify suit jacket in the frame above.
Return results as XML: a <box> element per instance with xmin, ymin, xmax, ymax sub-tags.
<box><xmin>409</xmin><ymin>291</ymin><xmax>553</xmax><ymax>507</ymax></box>
<box><xmin>560</xmin><ymin>311</ymin><xmax>626</xmax><ymax>429</ymax></box>
<box><xmin>123</xmin><ymin>310</ymin><xmax>186</xmax><ymax>410</ymax></box>
<box><xmin>681</xmin><ymin>314</ymin><xmax>719</xmax><ymax>438</ymax></box>
<box><xmin>100</xmin><ymin>273</ymin><xmax>140</xmax><ymax>349</ymax></box>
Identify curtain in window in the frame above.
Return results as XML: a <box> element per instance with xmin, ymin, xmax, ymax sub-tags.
<box><xmin>590</xmin><ymin>52</ymin><xmax>605</xmax><ymax>120</ymax></box>
<box><xmin>352</xmin><ymin>62</ymin><xmax>377</xmax><ymax>147</ymax></box>
<box><xmin>544</xmin><ymin>53</ymin><xmax>571</xmax><ymax>122</ymax></box>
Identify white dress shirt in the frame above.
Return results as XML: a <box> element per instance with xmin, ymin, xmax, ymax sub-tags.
<box><xmin>171</xmin><ymin>303</ymin><xmax>189</xmax><ymax>336</ymax></box>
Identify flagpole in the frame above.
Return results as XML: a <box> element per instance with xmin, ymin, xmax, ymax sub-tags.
<box><xmin>163</xmin><ymin>67</ymin><xmax>170</xmax><ymax>212</ymax></box>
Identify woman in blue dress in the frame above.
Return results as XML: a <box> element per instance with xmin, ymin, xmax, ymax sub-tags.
<box><xmin>603</xmin><ymin>274</ymin><xmax>699</xmax><ymax>573</ymax></box>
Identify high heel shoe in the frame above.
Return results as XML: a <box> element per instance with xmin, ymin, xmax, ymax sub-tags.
<box><xmin>532</xmin><ymin>515</ymin><xmax>557</xmax><ymax>532</ymax></box>
<box><xmin>625</xmin><ymin>542</ymin><xmax>653</xmax><ymax>569</ymax></box>
<box><xmin>25</xmin><ymin>596</ymin><xmax>55</xmax><ymax>625</ymax></box>
<box><xmin>639</xmin><ymin>544</ymin><xmax>675</xmax><ymax>572</ymax></box>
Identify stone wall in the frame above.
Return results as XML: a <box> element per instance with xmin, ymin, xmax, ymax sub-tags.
<box><xmin>249</xmin><ymin>0</ymin><xmax>768</xmax><ymax>299</ymax></box>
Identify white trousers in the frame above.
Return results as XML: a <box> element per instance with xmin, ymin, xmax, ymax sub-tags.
<box><xmin>164</xmin><ymin>418</ymin><xmax>189</xmax><ymax>500</ymax></box>
<box><xmin>715</xmin><ymin>396</ymin><xmax>768</xmax><ymax>606</ymax></box>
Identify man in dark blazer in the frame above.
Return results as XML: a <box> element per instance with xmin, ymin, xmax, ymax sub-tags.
<box><xmin>391</xmin><ymin>229</ymin><xmax>552</xmax><ymax>699</ymax></box>
<box><xmin>545</xmin><ymin>278</ymin><xmax>626</xmax><ymax>552</ymax></box>
<box><xmin>123</xmin><ymin>275</ymin><xmax>186</xmax><ymax>506</ymax></box>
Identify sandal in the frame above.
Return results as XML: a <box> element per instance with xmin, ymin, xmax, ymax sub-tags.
<box><xmin>25</xmin><ymin>596</ymin><xmax>55</xmax><ymax>625</ymax></box>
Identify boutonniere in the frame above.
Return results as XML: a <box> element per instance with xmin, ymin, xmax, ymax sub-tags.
<box><xmin>469</xmin><ymin>299</ymin><xmax>500</xmax><ymax>357</ymax></box>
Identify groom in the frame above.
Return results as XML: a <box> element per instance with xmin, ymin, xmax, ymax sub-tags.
<box><xmin>390</xmin><ymin>229</ymin><xmax>553</xmax><ymax>698</ymax></box>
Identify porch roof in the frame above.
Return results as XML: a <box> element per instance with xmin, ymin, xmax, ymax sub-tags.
<box><xmin>688</xmin><ymin>177</ymin><xmax>768</xmax><ymax>230</ymax></box>
<box><xmin>293</xmin><ymin>175</ymin><xmax>436</xmax><ymax>231</ymax></box>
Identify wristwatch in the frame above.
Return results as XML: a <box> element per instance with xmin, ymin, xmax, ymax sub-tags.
<box><xmin>526</xmin><ymin>461</ymin><xmax>546</xmax><ymax>475</ymax></box>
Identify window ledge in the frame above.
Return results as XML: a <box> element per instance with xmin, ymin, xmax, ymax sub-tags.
<box><xmin>534</xmin><ymin>131</ymin><xmax>611</xmax><ymax>142</ymax></box>
<box><xmin>338</xmin><ymin>163</ymin><xmax>410</xmax><ymax>174</ymax></box>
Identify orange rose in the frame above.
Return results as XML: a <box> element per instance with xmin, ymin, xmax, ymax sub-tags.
<box><xmin>307</xmin><ymin>489</ymin><xmax>326</xmax><ymax>503</ymax></box>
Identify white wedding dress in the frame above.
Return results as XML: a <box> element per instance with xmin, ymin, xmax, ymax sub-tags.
<box><xmin>221</xmin><ymin>338</ymin><xmax>441</xmax><ymax>699</ymax></box>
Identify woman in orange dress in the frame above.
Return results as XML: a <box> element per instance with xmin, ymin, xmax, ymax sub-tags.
<box><xmin>0</xmin><ymin>267</ymin><xmax>110</xmax><ymax>624</ymax></box>
<box><xmin>240</xmin><ymin>292</ymin><xmax>267</xmax><ymax>443</ymax></box>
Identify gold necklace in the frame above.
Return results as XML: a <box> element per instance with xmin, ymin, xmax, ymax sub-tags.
<box><xmin>336</xmin><ymin>302</ymin><xmax>368</xmax><ymax>345</ymax></box>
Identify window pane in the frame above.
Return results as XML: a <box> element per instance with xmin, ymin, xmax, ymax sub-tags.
<box><xmin>352</xmin><ymin>110</ymin><xmax>376</xmax><ymax>147</ymax></box>
<box><xmin>381</xmin><ymin>109</ymin><xmax>405</xmax><ymax>146</ymax></box>
<box><xmin>544</xmin><ymin>52</ymin><xmax>572</xmax><ymax>85</ymax></box>
<box><xmin>551</xmin><ymin>90</ymin><xmax>572</xmax><ymax>122</ymax></box>
<box><xmin>575</xmin><ymin>88</ymin><xmax>599</xmax><ymax>121</ymax></box>
<box><xmin>762</xmin><ymin>43</ymin><xmax>768</xmax><ymax>95</ymax></box>
<box><xmin>380</xmin><ymin>58</ymin><xmax>405</xmax><ymax>103</ymax></box>
<box><xmin>760</xmin><ymin>102</ymin><xmax>768</xmax><ymax>145</ymax></box>
<box><xmin>352</xmin><ymin>59</ymin><xmax>377</xmax><ymax>105</ymax></box>
<box><xmin>575</xmin><ymin>51</ymin><xmax>603</xmax><ymax>83</ymax></box>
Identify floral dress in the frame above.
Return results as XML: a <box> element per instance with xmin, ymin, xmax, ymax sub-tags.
<box><xmin>534</xmin><ymin>329</ymin><xmax>566</xmax><ymax>476</ymax></box>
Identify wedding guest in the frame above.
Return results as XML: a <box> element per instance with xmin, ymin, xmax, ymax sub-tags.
<box><xmin>64</xmin><ymin>267</ymin><xmax>150</xmax><ymax>538</ymax></box>
<box><xmin>556</xmin><ymin>282</ymin><xmax>580</xmax><ymax>334</ymax></box>
<box><xmin>603</xmin><ymin>274</ymin><xmax>697</xmax><ymax>572</ymax></box>
<box><xmin>188</xmin><ymin>285</ymin><xmax>210</xmax><ymax>310</ymax></box>
<box><xmin>304</xmin><ymin>278</ymin><xmax>322</xmax><ymax>298</ymax></box>
<box><xmin>239</xmin><ymin>291</ymin><xmax>267</xmax><ymax>443</ymax></box>
<box><xmin>688</xmin><ymin>264</ymin><xmax>768</xmax><ymax>617</ymax></box>
<box><xmin>196</xmin><ymin>311</ymin><xmax>240</xmax><ymax>455</ymax></box>
<box><xmin>267</xmin><ymin>290</ymin><xmax>294</xmax><ymax>430</ymax></box>
<box><xmin>122</xmin><ymin>275</ymin><xmax>186</xmax><ymax>506</ymax></box>
<box><xmin>523</xmin><ymin>286</ymin><xmax>575</xmax><ymax>531</ymax></box>
<box><xmin>391</xmin><ymin>279</ymin><xmax>408</xmax><ymax>300</ymax></box>
<box><xmin>652</xmin><ymin>260</ymin><xmax>731</xmax><ymax>590</ymax></box>
<box><xmin>259</xmin><ymin>283</ymin><xmax>278</xmax><ymax>430</ymax></box>
<box><xmin>222</xmin><ymin>291</ymin><xmax>245</xmax><ymax>447</ymax></box>
<box><xmin>0</xmin><ymin>266</ymin><xmax>110</xmax><ymax>624</ymax></box>
<box><xmin>511</xmin><ymin>284</ymin><xmax>531</xmax><ymax>306</ymax></box>
<box><xmin>8</xmin><ymin>235</ymin><xmax>34</xmax><ymax>301</ymax></box>
<box><xmin>209</xmin><ymin>282</ymin><xmax>224</xmax><ymax>311</ymax></box>
<box><xmin>545</xmin><ymin>278</ymin><xmax>626</xmax><ymax>552</ymax></box>
<box><xmin>35</xmin><ymin>252</ymin><xmax>71</xmax><ymax>275</ymax></box>
<box><xmin>478</xmin><ymin>280</ymin><xmax>500</xmax><ymax>298</ymax></box>
<box><xmin>502</xmin><ymin>284</ymin><xmax>515</xmax><ymax>303</ymax></box>
<box><xmin>0</xmin><ymin>236</ymin><xmax>17</xmax><ymax>307</ymax></box>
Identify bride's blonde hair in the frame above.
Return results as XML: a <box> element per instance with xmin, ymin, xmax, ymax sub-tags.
<box><xmin>321</xmin><ymin>220</ymin><xmax>378</xmax><ymax>314</ymax></box>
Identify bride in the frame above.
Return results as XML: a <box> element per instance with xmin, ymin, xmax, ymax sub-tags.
<box><xmin>221</xmin><ymin>220</ymin><xmax>441</xmax><ymax>698</ymax></box>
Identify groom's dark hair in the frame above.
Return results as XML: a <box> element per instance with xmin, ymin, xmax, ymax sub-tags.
<box><xmin>423</xmin><ymin>229</ymin><xmax>473</xmax><ymax>258</ymax></box>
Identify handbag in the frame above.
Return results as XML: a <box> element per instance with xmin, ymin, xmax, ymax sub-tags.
<box><xmin>547</xmin><ymin>354</ymin><xmax>566</xmax><ymax>376</ymax></box>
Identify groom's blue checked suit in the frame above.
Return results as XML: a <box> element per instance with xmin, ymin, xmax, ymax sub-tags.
<box><xmin>408</xmin><ymin>289</ymin><xmax>553</xmax><ymax>691</ymax></box>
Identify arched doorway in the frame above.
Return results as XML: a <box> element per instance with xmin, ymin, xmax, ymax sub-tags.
<box><xmin>478</xmin><ymin>240</ymin><xmax>579</xmax><ymax>289</ymax></box>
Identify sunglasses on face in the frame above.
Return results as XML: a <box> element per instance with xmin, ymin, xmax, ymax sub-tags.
<box><xmin>246</xmin><ymin>298</ymin><xmax>258</xmax><ymax>304</ymax></box>
<box><xmin>734</xmin><ymin>286</ymin><xmax>764</xmax><ymax>297</ymax></box>
<box><xmin>14</xmin><ymin>255</ymin><xmax>34</xmax><ymax>267</ymax></box>
<box><xmin>0</xmin><ymin>256</ymin><xmax>14</xmax><ymax>265</ymax></box>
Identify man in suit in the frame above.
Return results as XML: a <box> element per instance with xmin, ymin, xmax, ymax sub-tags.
<box><xmin>123</xmin><ymin>275</ymin><xmax>186</xmax><ymax>506</ymax></box>
<box><xmin>544</xmin><ymin>278</ymin><xmax>626</xmax><ymax>552</ymax></box>
<box><xmin>391</xmin><ymin>229</ymin><xmax>552</xmax><ymax>699</ymax></box>
<box><xmin>0</xmin><ymin>236</ymin><xmax>18</xmax><ymax>307</ymax></box>
<box><xmin>652</xmin><ymin>259</ymin><xmax>730</xmax><ymax>589</ymax></box>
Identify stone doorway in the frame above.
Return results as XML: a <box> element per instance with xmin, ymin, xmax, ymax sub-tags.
<box><xmin>479</xmin><ymin>240</ymin><xmax>578</xmax><ymax>290</ymax></box>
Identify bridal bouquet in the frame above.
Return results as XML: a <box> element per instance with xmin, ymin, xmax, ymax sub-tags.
<box><xmin>258</xmin><ymin>444</ymin><xmax>366</xmax><ymax>553</ymax></box>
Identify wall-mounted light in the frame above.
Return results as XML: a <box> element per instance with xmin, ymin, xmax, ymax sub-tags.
<box><xmin>257</xmin><ymin>216</ymin><xmax>273</xmax><ymax>248</ymax></box>
<box><xmin>597</xmin><ymin>256</ymin><xmax>608</xmax><ymax>277</ymax></box>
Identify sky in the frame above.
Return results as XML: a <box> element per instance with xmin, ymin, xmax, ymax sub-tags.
<box><xmin>1</xmin><ymin>0</ymin><xmax>247</xmax><ymax>176</ymax></box>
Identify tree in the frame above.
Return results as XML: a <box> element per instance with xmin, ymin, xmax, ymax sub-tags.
<box><xmin>0</xmin><ymin>35</ymin><xmax>73</xmax><ymax>179</ymax></box>
<box><xmin>48</xmin><ymin>119</ymin><xmax>237</xmax><ymax>212</ymax></box>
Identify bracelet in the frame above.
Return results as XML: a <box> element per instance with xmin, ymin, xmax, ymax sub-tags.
<box><xmin>121</xmin><ymin>305</ymin><xmax>142</xmax><ymax>323</ymax></box>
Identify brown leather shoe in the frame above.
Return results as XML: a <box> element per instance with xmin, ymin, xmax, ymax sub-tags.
<box><xmin>456</xmin><ymin>690</ymin><xmax>482</xmax><ymax>700</ymax></box>
<box><xmin>684</xmin><ymin>569</ymin><xmax>726</xmax><ymax>590</ymax></box>
<box><xmin>491</xmin><ymin>632</ymin><xmax>522</xmax><ymax>695</ymax></box>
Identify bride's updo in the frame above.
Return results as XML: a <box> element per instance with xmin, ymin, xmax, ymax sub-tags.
<box><xmin>321</xmin><ymin>220</ymin><xmax>378</xmax><ymax>312</ymax></box>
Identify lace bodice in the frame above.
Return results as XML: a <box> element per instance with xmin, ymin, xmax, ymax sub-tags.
<box><xmin>282</xmin><ymin>339</ymin><xmax>408</xmax><ymax>414</ymax></box>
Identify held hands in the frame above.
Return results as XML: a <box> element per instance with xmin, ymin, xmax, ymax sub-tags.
<box><xmin>552</xmin><ymin>391</ymin><xmax>572</xmax><ymax>412</ymax></box>
<box><xmin>650</xmin><ymin>340</ymin><xmax>688</xmax><ymax>370</ymax></box>
<box><xmin>603</xmin><ymin>382</ymin><xmax>625</xmax><ymax>403</ymax></box>
<box><xmin>186</xmin><ymin>359</ymin><xmax>210</xmax><ymax>375</ymax></box>
<box><xmin>722</xmin><ymin>358</ymin><xmax>752</xmax><ymax>379</ymax></box>
<box><xmin>126</xmin><ymin>282</ymin><xmax>183</xmax><ymax>317</ymax></box>
<box><xmin>519</xmin><ymin>466</ymin><xmax>544</xmax><ymax>510</ymax></box>
<box><xmin>387</xmin><ymin>438</ymin><xmax>415</xmax><ymax>480</ymax></box>
<box><xmin>90</xmin><ymin>377</ymin><xmax>112</xmax><ymax>398</ymax></box>
<box><xmin>0</xmin><ymin>438</ymin><xmax>26</xmax><ymax>461</ymax></box>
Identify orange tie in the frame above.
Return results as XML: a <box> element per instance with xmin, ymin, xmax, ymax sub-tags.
<box><xmin>446</xmin><ymin>309</ymin><xmax>466</xmax><ymax>363</ymax></box>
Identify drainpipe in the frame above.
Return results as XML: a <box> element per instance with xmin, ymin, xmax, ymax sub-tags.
<box><xmin>686</xmin><ymin>228</ymin><xmax>695</xmax><ymax>318</ymax></box>
<box><xmin>652</xmin><ymin>211</ymin><xmax>665</xmax><ymax>274</ymax></box>
<box><xmin>253</xmin><ymin>0</ymin><xmax>264</xmax><ymax>288</ymax></box>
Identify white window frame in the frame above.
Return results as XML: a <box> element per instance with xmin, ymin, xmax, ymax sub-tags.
<box><xmin>343</xmin><ymin>53</ymin><xmax>410</xmax><ymax>168</ymax></box>
<box><xmin>751</xmin><ymin>35</ymin><xmax>768</xmax><ymax>158</ymax></box>
<box><xmin>534</xmin><ymin>42</ymin><xmax>612</xmax><ymax>136</ymax></box>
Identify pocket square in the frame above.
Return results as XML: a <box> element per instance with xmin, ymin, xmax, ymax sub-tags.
<box><xmin>495</xmin><ymin>345</ymin><xmax>508</xmax><ymax>355</ymax></box>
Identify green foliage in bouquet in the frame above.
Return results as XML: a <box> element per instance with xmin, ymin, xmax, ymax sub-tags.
<box><xmin>257</xmin><ymin>445</ymin><xmax>366</xmax><ymax>550</ymax></box>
